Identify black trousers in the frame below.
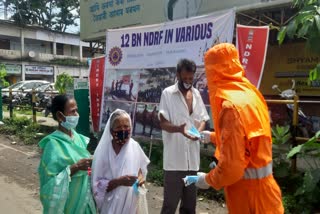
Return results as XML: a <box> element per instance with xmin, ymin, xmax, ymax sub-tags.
<box><xmin>161</xmin><ymin>170</ymin><xmax>197</xmax><ymax>214</ymax></box>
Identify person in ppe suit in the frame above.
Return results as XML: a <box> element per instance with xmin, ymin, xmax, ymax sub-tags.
<box><xmin>185</xmin><ymin>43</ymin><xmax>284</xmax><ymax>214</ymax></box>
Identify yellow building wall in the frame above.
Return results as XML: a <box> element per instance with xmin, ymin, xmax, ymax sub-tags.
<box><xmin>260</xmin><ymin>42</ymin><xmax>320</xmax><ymax>97</ymax></box>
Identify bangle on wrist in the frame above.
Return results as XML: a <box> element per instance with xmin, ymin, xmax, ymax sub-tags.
<box><xmin>73</xmin><ymin>163</ymin><xmax>78</xmax><ymax>170</ymax></box>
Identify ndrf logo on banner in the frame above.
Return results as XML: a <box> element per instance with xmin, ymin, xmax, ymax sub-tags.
<box><xmin>109</xmin><ymin>46</ymin><xmax>123</xmax><ymax>66</ymax></box>
<box><xmin>236</xmin><ymin>24</ymin><xmax>269</xmax><ymax>88</ymax></box>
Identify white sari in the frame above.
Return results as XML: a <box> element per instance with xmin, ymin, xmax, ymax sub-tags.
<box><xmin>91</xmin><ymin>110</ymin><xmax>150</xmax><ymax>214</ymax></box>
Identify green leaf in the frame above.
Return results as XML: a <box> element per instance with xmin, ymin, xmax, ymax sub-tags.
<box><xmin>277</xmin><ymin>26</ymin><xmax>287</xmax><ymax>45</ymax></box>
<box><xmin>300</xmin><ymin>4</ymin><xmax>317</xmax><ymax>13</ymax></box>
<box><xmin>309</xmin><ymin>67</ymin><xmax>318</xmax><ymax>81</ymax></box>
<box><xmin>282</xmin><ymin>133</ymin><xmax>292</xmax><ymax>144</ymax></box>
<box><xmin>283</xmin><ymin>125</ymin><xmax>290</xmax><ymax>134</ymax></box>
<box><xmin>302</xmin><ymin>169</ymin><xmax>320</xmax><ymax>193</ymax></box>
<box><xmin>315</xmin><ymin>15</ymin><xmax>320</xmax><ymax>33</ymax></box>
<box><xmin>287</xmin><ymin>144</ymin><xmax>304</xmax><ymax>159</ymax></box>
<box><xmin>303</xmin><ymin>141</ymin><xmax>320</xmax><ymax>154</ymax></box>
<box><xmin>272</xmin><ymin>127</ymin><xmax>280</xmax><ymax>139</ymax></box>
<box><xmin>276</xmin><ymin>124</ymin><xmax>283</xmax><ymax>134</ymax></box>
<box><xmin>295</xmin><ymin>12</ymin><xmax>313</xmax><ymax>25</ymax></box>
<box><xmin>272</xmin><ymin>125</ymin><xmax>291</xmax><ymax>145</ymax></box>
<box><xmin>297</xmin><ymin>21</ymin><xmax>312</xmax><ymax>38</ymax></box>
<box><xmin>286</xmin><ymin>20</ymin><xmax>298</xmax><ymax>39</ymax></box>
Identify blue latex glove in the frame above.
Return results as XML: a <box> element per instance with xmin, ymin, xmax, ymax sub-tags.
<box><xmin>183</xmin><ymin>175</ymin><xmax>199</xmax><ymax>186</ymax></box>
<box><xmin>209</xmin><ymin>161</ymin><xmax>217</xmax><ymax>169</ymax></box>
<box><xmin>132</xmin><ymin>179</ymin><xmax>139</xmax><ymax>195</ymax></box>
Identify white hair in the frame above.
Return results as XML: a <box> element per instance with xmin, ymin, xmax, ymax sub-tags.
<box><xmin>109</xmin><ymin>109</ymin><xmax>131</xmax><ymax>131</ymax></box>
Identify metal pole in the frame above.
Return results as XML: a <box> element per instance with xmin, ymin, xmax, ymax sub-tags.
<box><xmin>265</xmin><ymin>99</ymin><xmax>295</xmax><ymax>104</ymax></box>
<box><xmin>291</xmin><ymin>95</ymin><xmax>299</xmax><ymax>173</ymax></box>
<box><xmin>32</xmin><ymin>88</ymin><xmax>36</xmax><ymax>123</ymax></box>
<box><xmin>9</xmin><ymin>88</ymin><xmax>13</xmax><ymax>118</ymax></box>
<box><xmin>149</xmin><ymin>135</ymin><xmax>153</xmax><ymax>159</ymax></box>
<box><xmin>0</xmin><ymin>86</ymin><xmax>2</xmax><ymax>121</ymax></box>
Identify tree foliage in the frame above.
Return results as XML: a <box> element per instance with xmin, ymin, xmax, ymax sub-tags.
<box><xmin>286</xmin><ymin>131</ymin><xmax>320</xmax><ymax>213</ymax></box>
<box><xmin>278</xmin><ymin>0</ymin><xmax>320</xmax><ymax>54</ymax></box>
<box><xmin>6</xmin><ymin>0</ymin><xmax>79</xmax><ymax>32</ymax></box>
<box><xmin>0</xmin><ymin>64</ymin><xmax>10</xmax><ymax>88</ymax></box>
<box><xmin>278</xmin><ymin>0</ymin><xmax>320</xmax><ymax>86</ymax></box>
<box><xmin>55</xmin><ymin>72</ymin><xmax>74</xmax><ymax>94</ymax></box>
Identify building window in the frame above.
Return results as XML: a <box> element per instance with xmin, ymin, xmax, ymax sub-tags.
<box><xmin>0</xmin><ymin>39</ymin><xmax>10</xmax><ymax>50</ymax></box>
<box><xmin>56</xmin><ymin>43</ymin><xmax>64</xmax><ymax>55</ymax></box>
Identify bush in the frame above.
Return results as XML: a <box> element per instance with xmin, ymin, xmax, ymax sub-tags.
<box><xmin>148</xmin><ymin>168</ymin><xmax>164</xmax><ymax>186</ymax></box>
<box><xmin>282</xmin><ymin>194</ymin><xmax>298</xmax><ymax>214</ymax></box>
<box><xmin>0</xmin><ymin>64</ymin><xmax>9</xmax><ymax>87</ymax></box>
<box><xmin>139</xmin><ymin>142</ymin><xmax>164</xmax><ymax>185</ymax></box>
<box><xmin>50</xmin><ymin>58</ymin><xmax>87</xmax><ymax>67</ymax></box>
<box><xmin>287</xmin><ymin>131</ymin><xmax>320</xmax><ymax>213</ymax></box>
<box><xmin>55</xmin><ymin>72</ymin><xmax>74</xmax><ymax>94</ymax></box>
<box><xmin>0</xmin><ymin>117</ymin><xmax>49</xmax><ymax>145</ymax></box>
<box><xmin>275</xmin><ymin>131</ymin><xmax>320</xmax><ymax>214</ymax></box>
<box><xmin>19</xmin><ymin>123</ymin><xmax>41</xmax><ymax>145</ymax></box>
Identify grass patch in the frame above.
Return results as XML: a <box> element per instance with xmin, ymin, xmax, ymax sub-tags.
<box><xmin>0</xmin><ymin>117</ymin><xmax>53</xmax><ymax>144</ymax></box>
<box><xmin>3</xmin><ymin>105</ymin><xmax>46</xmax><ymax>117</ymax></box>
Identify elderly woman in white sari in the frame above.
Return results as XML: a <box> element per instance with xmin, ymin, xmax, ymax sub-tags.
<box><xmin>91</xmin><ymin>109</ymin><xmax>150</xmax><ymax>214</ymax></box>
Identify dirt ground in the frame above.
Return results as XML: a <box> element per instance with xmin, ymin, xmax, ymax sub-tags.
<box><xmin>0</xmin><ymin>135</ymin><xmax>227</xmax><ymax>214</ymax></box>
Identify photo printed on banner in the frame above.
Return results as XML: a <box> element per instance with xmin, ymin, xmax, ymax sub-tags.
<box><xmin>133</xmin><ymin>103</ymin><xmax>161</xmax><ymax>139</ymax></box>
<box><xmin>205</xmin><ymin>105</ymin><xmax>214</xmax><ymax>131</ymax></box>
<box><xmin>138</xmin><ymin>68</ymin><xmax>176</xmax><ymax>103</ymax></box>
<box><xmin>100</xmin><ymin>101</ymin><xmax>136</xmax><ymax>129</ymax></box>
<box><xmin>104</xmin><ymin>70</ymin><xmax>141</xmax><ymax>102</ymax></box>
<box><xmin>193</xmin><ymin>70</ymin><xmax>209</xmax><ymax>105</ymax></box>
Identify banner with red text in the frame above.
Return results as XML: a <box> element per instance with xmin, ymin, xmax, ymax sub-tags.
<box><xmin>236</xmin><ymin>25</ymin><xmax>269</xmax><ymax>88</ymax></box>
<box><xmin>89</xmin><ymin>57</ymin><xmax>106</xmax><ymax>132</ymax></box>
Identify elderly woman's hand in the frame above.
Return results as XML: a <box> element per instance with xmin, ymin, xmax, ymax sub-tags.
<box><xmin>107</xmin><ymin>175</ymin><xmax>138</xmax><ymax>192</ymax></box>
<box><xmin>118</xmin><ymin>175</ymin><xmax>138</xmax><ymax>186</ymax></box>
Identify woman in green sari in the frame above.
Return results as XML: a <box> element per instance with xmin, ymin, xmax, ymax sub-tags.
<box><xmin>38</xmin><ymin>95</ymin><xmax>96</xmax><ymax>214</ymax></box>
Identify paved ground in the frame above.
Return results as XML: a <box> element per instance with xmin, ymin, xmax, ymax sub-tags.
<box><xmin>0</xmin><ymin>135</ymin><xmax>227</xmax><ymax>214</ymax></box>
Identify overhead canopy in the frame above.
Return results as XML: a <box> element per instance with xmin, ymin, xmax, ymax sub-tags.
<box><xmin>80</xmin><ymin>0</ymin><xmax>292</xmax><ymax>42</ymax></box>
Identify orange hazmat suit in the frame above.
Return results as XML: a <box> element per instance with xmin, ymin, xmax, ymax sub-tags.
<box><xmin>204</xmin><ymin>43</ymin><xmax>284</xmax><ymax>214</ymax></box>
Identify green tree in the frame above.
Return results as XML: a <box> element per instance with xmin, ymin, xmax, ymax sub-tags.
<box><xmin>278</xmin><ymin>0</ymin><xmax>320</xmax><ymax>52</ymax></box>
<box><xmin>54</xmin><ymin>0</ymin><xmax>80</xmax><ymax>32</ymax></box>
<box><xmin>278</xmin><ymin>0</ymin><xmax>320</xmax><ymax>85</ymax></box>
<box><xmin>0</xmin><ymin>64</ymin><xmax>10</xmax><ymax>88</ymax></box>
<box><xmin>6</xmin><ymin>0</ymin><xmax>79</xmax><ymax>32</ymax></box>
<box><xmin>55</xmin><ymin>73</ymin><xmax>74</xmax><ymax>94</ymax></box>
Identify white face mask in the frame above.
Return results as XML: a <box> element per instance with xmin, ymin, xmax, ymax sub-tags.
<box><xmin>183</xmin><ymin>82</ymin><xmax>192</xmax><ymax>90</ymax></box>
<box><xmin>178</xmin><ymin>80</ymin><xmax>193</xmax><ymax>91</ymax></box>
<box><xmin>61</xmin><ymin>114</ymin><xmax>79</xmax><ymax>130</ymax></box>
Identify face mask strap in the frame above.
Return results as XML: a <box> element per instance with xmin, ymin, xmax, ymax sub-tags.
<box><xmin>58</xmin><ymin>111</ymin><xmax>66</xmax><ymax>123</ymax></box>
